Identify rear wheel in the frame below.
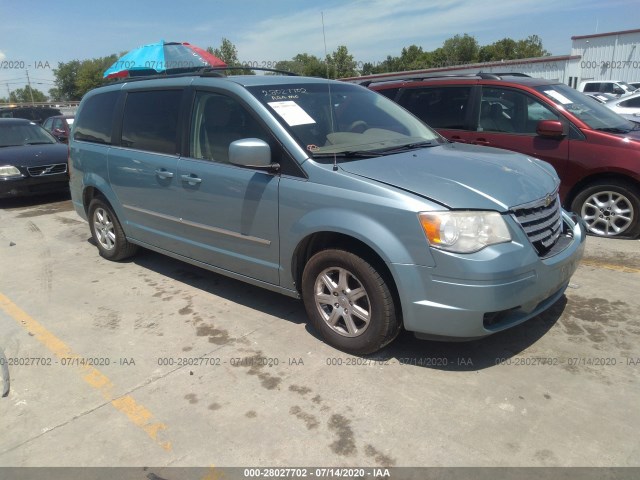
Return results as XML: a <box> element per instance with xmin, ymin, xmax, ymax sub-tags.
<box><xmin>88</xmin><ymin>197</ymin><xmax>138</xmax><ymax>261</ymax></box>
<box><xmin>302</xmin><ymin>249</ymin><xmax>399</xmax><ymax>354</ymax></box>
<box><xmin>571</xmin><ymin>181</ymin><xmax>640</xmax><ymax>238</ymax></box>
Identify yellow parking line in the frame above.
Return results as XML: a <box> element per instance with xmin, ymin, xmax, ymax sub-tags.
<box><xmin>580</xmin><ymin>259</ymin><xmax>640</xmax><ymax>274</ymax></box>
<box><xmin>0</xmin><ymin>292</ymin><xmax>172</xmax><ymax>452</ymax></box>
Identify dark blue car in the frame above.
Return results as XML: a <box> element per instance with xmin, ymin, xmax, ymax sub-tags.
<box><xmin>0</xmin><ymin>118</ymin><xmax>69</xmax><ymax>198</ymax></box>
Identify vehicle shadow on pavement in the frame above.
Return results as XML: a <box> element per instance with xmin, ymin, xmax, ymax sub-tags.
<box><xmin>0</xmin><ymin>191</ymin><xmax>71</xmax><ymax>210</ymax></box>
<box><xmin>132</xmin><ymin>249</ymin><xmax>308</xmax><ymax>325</ymax></box>
<box><xmin>132</xmin><ymin>248</ymin><xmax>565</xmax><ymax>372</ymax></box>
<box><xmin>368</xmin><ymin>296</ymin><xmax>567</xmax><ymax>371</ymax></box>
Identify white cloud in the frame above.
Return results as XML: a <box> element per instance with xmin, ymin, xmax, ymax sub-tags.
<box><xmin>235</xmin><ymin>0</ymin><xmax>581</xmax><ymax>64</ymax></box>
<box><xmin>0</xmin><ymin>50</ymin><xmax>5</xmax><ymax>61</ymax></box>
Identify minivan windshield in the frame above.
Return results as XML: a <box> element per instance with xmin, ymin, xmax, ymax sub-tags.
<box><xmin>535</xmin><ymin>83</ymin><xmax>638</xmax><ymax>133</ymax></box>
<box><xmin>247</xmin><ymin>82</ymin><xmax>442</xmax><ymax>158</ymax></box>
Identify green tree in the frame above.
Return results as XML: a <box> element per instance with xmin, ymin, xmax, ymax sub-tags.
<box><xmin>50</xmin><ymin>55</ymin><xmax>118</xmax><ymax>101</ymax></box>
<box><xmin>326</xmin><ymin>45</ymin><xmax>357</xmax><ymax>78</ymax></box>
<box><xmin>478</xmin><ymin>35</ymin><xmax>549</xmax><ymax>62</ymax></box>
<box><xmin>76</xmin><ymin>54</ymin><xmax>119</xmax><ymax>98</ymax></box>
<box><xmin>435</xmin><ymin>34</ymin><xmax>480</xmax><ymax>66</ymax></box>
<box><xmin>516</xmin><ymin>35</ymin><xmax>550</xmax><ymax>58</ymax></box>
<box><xmin>207</xmin><ymin>38</ymin><xmax>254</xmax><ymax>74</ymax></box>
<box><xmin>50</xmin><ymin>60</ymin><xmax>81</xmax><ymax>101</ymax></box>
<box><xmin>361</xmin><ymin>55</ymin><xmax>401</xmax><ymax>75</ymax></box>
<box><xmin>6</xmin><ymin>86</ymin><xmax>47</xmax><ymax>103</ymax></box>
<box><xmin>275</xmin><ymin>53</ymin><xmax>326</xmax><ymax>77</ymax></box>
<box><xmin>478</xmin><ymin>38</ymin><xmax>518</xmax><ymax>62</ymax></box>
<box><xmin>399</xmin><ymin>45</ymin><xmax>431</xmax><ymax>70</ymax></box>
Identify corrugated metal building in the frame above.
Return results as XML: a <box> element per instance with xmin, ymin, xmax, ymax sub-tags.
<box><xmin>344</xmin><ymin>28</ymin><xmax>640</xmax><ymax>87</ymax></box>
<box><xmin>568</xmin><ymin>29</ymin><xmax>640</xmax><ymax>86</ymax></box>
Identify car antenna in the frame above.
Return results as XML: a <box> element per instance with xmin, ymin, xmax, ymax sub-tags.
<box><xmin>321</xmin><ymin>11</ymin><xmax>338</xmax><ymax>172</ymax></box>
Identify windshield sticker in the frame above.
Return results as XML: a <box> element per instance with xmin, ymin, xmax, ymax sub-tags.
<box><xmin>262</xmin><ymin>88</ymin><xmax>307</xmax><ymax>101</ymax></box>
<box><xmin>268</xmin><ymin>100</ymin><xmax>316</xmax><ymax>126</ymax></box>
<box><xmin>544</xmin><ymin>90</ymin><xmax>573</xmax><ymax>105</ymax></box>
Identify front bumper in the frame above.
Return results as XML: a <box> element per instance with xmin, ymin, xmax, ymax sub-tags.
<box><xmin>0</xmin><ymin>173</ymin><xmax>69</xmax><ymax>198</ymax></box>
<box><xmin>392</xmin><ymin>210</ymin><xmax>586</xmax><ymax>339</ymax></box>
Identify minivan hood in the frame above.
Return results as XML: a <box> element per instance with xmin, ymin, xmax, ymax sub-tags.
<box><xmin>339</xmin><ymin>143</ymin><xmax>559</xmax><ymax>211</ymax></box>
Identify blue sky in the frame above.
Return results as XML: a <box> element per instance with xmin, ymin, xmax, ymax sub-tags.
<box><xmin>1</xmin><ymin>0</ymin><xmax>638</xmax><ymax>94</ymax></box>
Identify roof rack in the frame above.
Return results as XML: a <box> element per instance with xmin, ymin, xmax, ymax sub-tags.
<box><xmin>356</xmin><ymin>71</ymin><xmax>531</xmax><ymax>87</ymax></box>
<box><xmin>108</xmin><ymin>66</ymin><xmax>299</xmax><ymax>84</ymax></box>
<box><xmin>486</xmin><ymin>72</ymin><xmax>531</xmax><ymax>77</ymax></box>
<box><xmin>201</xmin><ymin>66</ymin><xmax>299</xmax><ymax>76</ymax></box>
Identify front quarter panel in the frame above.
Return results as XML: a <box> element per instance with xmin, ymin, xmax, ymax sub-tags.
<box><xmin>278</xmin><ymin>169</ymin><xmax>437</xmax><ymax>291</ymax></box>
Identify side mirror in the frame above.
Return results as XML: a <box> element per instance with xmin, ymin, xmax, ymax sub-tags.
<box><xmin>536</xmin><ymin>120</ymin><xmax>564</xmax><ymax>138</ymax></box>
<box><xmin>229</xmin><ymin>138</ymin><xmax>278</xmax><ymax>170</ymax></box>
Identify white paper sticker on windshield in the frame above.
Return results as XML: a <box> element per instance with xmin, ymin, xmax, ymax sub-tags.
<box><xmin>268</xmin><ymin>101</ymin><xmax>316</xmax><ymax>126</ymax></box>
<box><xmin>544</xmin><ymin>90</ymin><xmax>573</xmax><ymax>105</ymax></box>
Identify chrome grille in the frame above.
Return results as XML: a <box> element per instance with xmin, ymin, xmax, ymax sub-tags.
<box><xmin>512</xmin><ymin>193</ymin><xmax>562</xmax><ymax>255</ymax></box>
<box><xmin>27</xmin><ymin>163</ymin><xmax>67</xmax><ymax>177</ymax></box>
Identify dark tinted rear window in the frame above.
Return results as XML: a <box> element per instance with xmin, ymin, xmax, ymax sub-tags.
<box><xmin>620</xmin><ymin>97</ymin><xmax>640</xmax><ymax>108</ymax></box>
<box><xmin>0</xmin><ymin>107</ymin><xmax>61</xmax><ymax>123</ymax></box>
<box><xmin>397</xmin><ymin>86</ymin><xmax>471</xmax><ymax>129</ymax></box>
<box><xmin>375</xmin><ymin>88</ymin><xmax>400</xmax><ymax>100</ymax></box>
<box><xmin>121</xmin><ymin>90</ymin><xmax>182</xmax><ymax>154</ymax></box>
<box><xmin>74</xmin><ymin>91</ymin><xmax>119</xmax><ymax>144</ymax></box>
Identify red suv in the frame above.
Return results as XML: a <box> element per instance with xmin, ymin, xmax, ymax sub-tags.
<box><xmin>365</xmin><ymin>73</ymin><xmax>640</xmax><ymax>238</ymax></box>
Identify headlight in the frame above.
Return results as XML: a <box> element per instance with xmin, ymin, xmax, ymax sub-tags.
<box><xmin>0</xmin><ymin>165</ymin><xmax>22</xmax><ymax>178</ymax></box>
<box><xmin>419</xmin><ymin>211</ymin><xmax>511</xmax><ymax>253</ymax></box>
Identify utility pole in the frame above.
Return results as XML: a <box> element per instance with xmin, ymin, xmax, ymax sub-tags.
<box><xmin>25</xmin><ymin>69</ymin><xmax>35</xmax><ymax>104</ymax></box>
<box><xmin>5</xmin><ymin>84</ymin><xmax>11</xmax><ymax>103</ymax></box>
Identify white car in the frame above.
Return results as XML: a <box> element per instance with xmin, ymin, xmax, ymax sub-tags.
<box><xmin>605</xmin><ymin>91</ymin><xmax>640</xmax><ymax>116</ymax></box>
<box><xmin>578</xmin><ymin>80</ymin><xmax>636</xmax><ymax>97</ymax></box>
<box><xmin>583</xmin><ymin>92</ymin><xmax>616</xmax><ymax>104</ymax></box>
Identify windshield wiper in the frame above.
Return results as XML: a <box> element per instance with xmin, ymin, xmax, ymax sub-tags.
<box><xmin>313</xmin><ymin>150</ymin><xmax>384</xmax><ymax>158</ymax></box>
<box><xmin>596</xmin><ymin>127</ymin><xmax>631</xmax><ymax>134</ymax></box>
<box><xmin>24</xmin><ymin>141</ymin><xmax>55</xmax><ymax>145</ymax></box>
<box><xmin>377</xmin><ymin>141</ymin><xmax>439</xmax><ymax>153</ymax></box>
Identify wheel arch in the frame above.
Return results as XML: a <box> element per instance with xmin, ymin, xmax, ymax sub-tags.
<box><xmin>291</xmin><ymin>231</ymin><xmax>404</xmax><ymax>326</ymax></box>
<box><xmin>564</xmin><ymin>172</ymin><xmax>640</xmax><ymax>209</ymax></box>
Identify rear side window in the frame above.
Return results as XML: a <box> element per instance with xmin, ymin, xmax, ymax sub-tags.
<box><xmin>74</xmin><ymin>91</ymin><xmax>119</xmax><ymax>144</ymax></box>
<box><xmin>121</xmin><ymin>90</ymin><xmax>182</xmax><ymax>155</ymax></box>
<box><xmin>375</xmin><ymin>88</ymin><xmax>400</xmax><ymax>100</ymax></box>
<box><xmin>397</xmin><ymin>86</ymin><xmax>471</xmax><ymax>129</ymax></box>
<box><xmin>583</xmin><ymin>83</ymin><xmax>600</xmax><ymax>93</ymax></box>
<box><xmin>620</xmin><ymin>97</ymin><xmax>640</xmax><ymax>108</ymax></box>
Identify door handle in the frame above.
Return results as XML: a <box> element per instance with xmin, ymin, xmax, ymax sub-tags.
<box><xmin>450</xmin><ymin>135</ymin><xmax>467</xmax><ymax>143</ymax></box>
<box><xmin>181</xmin><ymin>174</ymin><xmax>202</xmax><ymax>185</ymax></box>
<box><xmin>473</xmin><ymin>138</ymin><xmax>490</xmax><ymax>146</ymax></box>
<box><xmin>155</xmin><ymin>169</ymin><xmax>174</xmax><ymax>179</ymax></box>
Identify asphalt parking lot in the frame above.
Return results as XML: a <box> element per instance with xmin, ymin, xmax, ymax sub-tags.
<box><xmin>0</xmin><ymin>193</ymin><xmax>639</xmax><ymax>468</ymax></box>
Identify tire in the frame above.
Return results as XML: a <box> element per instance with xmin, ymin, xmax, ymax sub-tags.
<box><xmin>301</xmin><ymin>249</ymin><xmax>399</xmax><ymax>355</ymax></box>
<box><xmin>571</xmin><ymin>181</ymin><xmax>640</xmax><ymax>239</ymax></box>
<box><xmin>88</xmin><ymin>197</ymin><xmax>138</xmax><ymax>261</ymax></box>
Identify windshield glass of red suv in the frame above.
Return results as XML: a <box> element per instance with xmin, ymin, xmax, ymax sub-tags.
<box><xmin>248</xmin><ymin>82</ymin><xmax>441</xmax><ymax>157</ymax></box>
<box><xmin>535</xmin><ymin>84</ymin><xmax>637</xmax><ymax>133</ymax></box>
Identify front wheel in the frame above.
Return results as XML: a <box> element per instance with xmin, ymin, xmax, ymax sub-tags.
<box><xmin>571</xmin><ymin>181</ymin><xmax>640</xmax><ymax>238</ymax></box>
<box><xmin>88</xmin><ymin>197</ymin><xmax>139</xmax><ymax>261</ymax></box>
<box><xmin>302</xmin><ymin>249</ymin><xmax>399</xmax><ymax>354</ymax></box>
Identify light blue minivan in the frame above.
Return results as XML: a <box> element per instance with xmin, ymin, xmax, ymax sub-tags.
<box><xmin>69</xmin><ymin>72</ymin><xmax>586</xmax><ymax>354</ymax></box>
